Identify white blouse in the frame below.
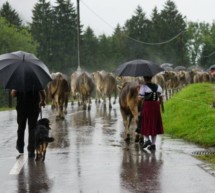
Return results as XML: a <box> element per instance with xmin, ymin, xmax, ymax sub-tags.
<box><xmin>139</xmin><ymin>84</ymin><xmax>164</xmax><ymax>96</ymax></box>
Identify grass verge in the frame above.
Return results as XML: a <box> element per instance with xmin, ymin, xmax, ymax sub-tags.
<box><xmin>163</xmin><ymin>83</ymin><xmax>215</xmax><ymax>164</ymax></box>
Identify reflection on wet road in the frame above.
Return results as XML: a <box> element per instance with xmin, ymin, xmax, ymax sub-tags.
<box><xmin>120</xmin><ymin>148</ymin><xmax>163</xmax><ymax>193</ymax></box>
<box><xmin>0</xmin><ymin>101</ymin><xmax>215</xmax><ymax>193</ymax></box>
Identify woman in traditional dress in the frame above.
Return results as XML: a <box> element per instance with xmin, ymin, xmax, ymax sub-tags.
<box><xmin>139</xmin><ymin>76</ymin><xmax>164</xmax><ymax>150</ymax></box>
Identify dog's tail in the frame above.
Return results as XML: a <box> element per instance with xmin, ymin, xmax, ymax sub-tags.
<box><xmin>43</xmin><ymin>137</ymin><xmax>55</xmax><ymax>143</ymax></box>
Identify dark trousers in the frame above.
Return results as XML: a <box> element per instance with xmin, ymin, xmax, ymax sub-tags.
<box><xmin>136</xmin><ymin>112</ymin><xmax>142</xmax><ymax>134</ymax></box>
<box><xmin>16</xmin><ymin>106</ymin><xmax>40</xmax><ymax>153</ymax></box>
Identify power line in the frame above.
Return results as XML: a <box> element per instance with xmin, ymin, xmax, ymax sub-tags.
<box><xmin>126</xmin><ymin>31</ymin><xmax>186</xmax><ymax>45</ymax></box>
<box><xmin>80</xmin><ymin>0</ymin><xmax>215</xmax><ymax>57</ymax></box>
<box><xmin>80</xmin><ymin>0</ymin><xmax>186</xmax><ymax>45</ymax></box>
<box><xmin>80</xmin><ymin>0</ymin><xmax>114</xmax><ymax>31</ymax></box>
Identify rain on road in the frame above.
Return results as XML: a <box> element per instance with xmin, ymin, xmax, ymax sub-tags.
<box><xmin>0</xmin><ymin>101</ymin><xmax>215</xmax><ymax>193</ymax></box>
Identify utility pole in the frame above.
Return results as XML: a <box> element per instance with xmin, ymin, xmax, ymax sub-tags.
<box><xmin>77</xmin><ymin>0</ymin><xmax>81</xmax><ymax>72</ymax></box>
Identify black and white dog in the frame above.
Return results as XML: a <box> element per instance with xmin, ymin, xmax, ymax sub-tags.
<box><xmin>35</xmin><ymin>118</ymin><xmax>54</xmax><ymax>161</ymax></box>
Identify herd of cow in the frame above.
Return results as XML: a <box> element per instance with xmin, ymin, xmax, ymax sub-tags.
<box><xmin>46</xmin><ymin>68</ymin><xmax>214</xmax><ymax>142</ymax></box>
<box><xmin>46</xmin><ymin>70</ymin><xmax>118</xmax><ymax>120</ymax></box>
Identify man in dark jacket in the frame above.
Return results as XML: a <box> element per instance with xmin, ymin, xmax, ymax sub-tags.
<box><xmin>11</xmin><ymin>89</ymin><xmax>46</xmax><ymax>158</ymax></box>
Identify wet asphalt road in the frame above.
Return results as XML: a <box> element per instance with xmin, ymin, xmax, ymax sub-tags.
<box><xmin>0</xmin><ymin>101</ymin><xmax>215</xmax><ymax>193</ymax></box>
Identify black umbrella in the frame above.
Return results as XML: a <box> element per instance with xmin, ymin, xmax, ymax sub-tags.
<box><xmin>115</xmin><ymin>59</ymin><xmax>164</xmax><ymax>77</ymax></box>
<box><xmin>209</xmin><ymin>64</ymin><xmax>215</xmax><ymax>71</ymax></box>
<box><xmin>0</xmin><ymin>51</ymin><xmax>52</xmax><ymax>92</ymax></box>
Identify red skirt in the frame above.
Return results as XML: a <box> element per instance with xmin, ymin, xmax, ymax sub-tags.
<box><xmin>141</xmin><ymin>101</ymin><xmax>164</xmax><ymax>136</ymax></box>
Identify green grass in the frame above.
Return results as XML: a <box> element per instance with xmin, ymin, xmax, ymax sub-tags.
<box><xmin>0</xmin><ymin>107</ymin><xmax>14</xmax><ymax>111</ymax></box>
<box><xmin>195</xmin><ymin>154</ymin><xmax>215</xmax><ymax>168</ymax></box>
<box><xmin>163</xmin><ymin>83</ymin><xmax>215</xmax><ymax>147</ymax></box>
<box><xmin>163</xmin><ymin>83</ymin><xmax>215</xmax><ymax>164</ymax></box>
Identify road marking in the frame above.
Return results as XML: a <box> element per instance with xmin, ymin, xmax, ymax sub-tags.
<box><xmin>9</xmin><ymin>155</ymin><xmax>28</xmax><ymax>175</ymax></box>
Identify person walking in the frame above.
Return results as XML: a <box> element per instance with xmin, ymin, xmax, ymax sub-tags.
<box><xmin>11</xmin><ymin>89</ymin><xmax>46</xmax><ymax>158</ymax></box>
<box><xmin>139</xmin><ymin>76</ymin><xmax>164</xmax><ymax>150</ymax></box>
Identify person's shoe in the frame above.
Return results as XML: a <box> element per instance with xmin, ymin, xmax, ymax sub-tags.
<box><xmin>142</xmin><ymin>140</ymin><xmax>152</xmax><ymax>149</ymax></box>
<box><xmin>148</xmin><ymin>144</ymin><xmax>156</xmax><ymax>151</ymax></box>
<box><xmin>28</xmin><ymin>152</ymin><xmax>35</xmax><ymax>158</ymax></box>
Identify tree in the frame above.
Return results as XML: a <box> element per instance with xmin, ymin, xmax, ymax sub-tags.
<box><xmin>97</xmin><ymin>34</ymin><xmax>113</xmax><ymax>71</ymax></box>
<box><xmin>186</xmin><ymin>22</ymin><xmax>210</xmax><ymax>67</ymax></box>
<box><xmin>31</xmin><ymin>0</ymin><xmax>54</xmax><ymax>70</ymax></box>
<box><xmin>111</xmin><ymin>24</ymin><xmax>127</xmax><ymax>65</ymax></box>
<box><xmin>52</xmin><ymin>0</ymin><xmax>78</xmax><ymax>72</ymax></box>
<box><xmin>123</xmin><ymin>6</ymin><xmax>151</xmax><ymax>59</ymax></box>
<box><xmin>0</xmin><ymin>1</ymin><xmax>22</xmax><ymax>27</ymax></box>
<box><xmin>200</xmin><ymin>22</ymin><xmax>215</xmax><ymax>68</ymax></box>
<box><xmin>146</xmin><ymin>7</ymin><xmax>164</xmax><ymax>63</ymax></box>
<box><xmin>31</xmin><ymin>0</ymin><xmax>78</xmax><ymax>73</ymax></box>
<box><xmin>0</xmin><ymin>17</ymin><xmax>38</xmax><ymax>54</ymax></box>
<box><xmin>158</xmin><ymin>0</ymin><xmax>188</xmax><ymax>66</ymax></box>
<box><xmin>80</xmin><ymin>26</ymin><xmax>98</xmax><ymax>71</ymax></box>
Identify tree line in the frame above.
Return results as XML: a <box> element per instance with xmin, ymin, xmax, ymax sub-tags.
<box><xmin>1</xmin><ymin>0</ymin><xmax>215</xmax><ymax>76</ymax></box>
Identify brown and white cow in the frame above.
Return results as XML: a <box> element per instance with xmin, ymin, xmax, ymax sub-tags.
<box><xmin>177</xmin><ymin>70</ymin><xmax>191</xmax><ymax>87</ymax></box>
<box><xmin>75</xmin><ymin>71</ymin><xmax>95</xmax><ymax>110</ymax></box>
<box><xmin>92</xmin><ymin>70</ymin><xmax>106</xmax><ymax>104</ymax></box>
<box><xmin>48</xmin><ymin>72</ymin><xmax>70</xmax><ymax>120</ymax></box>
<box><xmin>162</xmin><ymin>71</ymin><xmax>180</xmax><ymax>99</ymax></box>
<box><xmin>116</xmin><ymin>76</ymin><xmax>139</xmax><ymax>90</ymax></box>
<box><xmin>93</xmin><ymin>71</ymin><xmax>117</xmax><ymax>109</ymax></box>
<box><xmin>119</xmin><ymin>81</ymin><xmax>141</xmax><ymax>143</ymax></box>
<box><xmin>197</xmin><ymin>71</ymin><xmax>211</xmax><ymax>83</ymax></box>
<box><xmin>152</xmin><ymin>72</ymin><xmax>166</xmax><ymax>90</ymax></box>
<box><xmin>70</xmin><ymin>71</ymin><xmax>81</xmax><ymax>105</ymax></box>
<box><xmin>103</xmin><ymin>72</ymin><xmax>117</xmax><ymax>108</ymax></box>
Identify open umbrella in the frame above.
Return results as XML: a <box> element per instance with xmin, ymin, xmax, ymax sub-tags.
<box><xmin>174</xmin><ymin>65</ymin><xmax>186</xmax><ymax>72</ymax></box>
<box><xmin>162</xmin><ymin>66</ymin><xmax>173</xmax><ymax>71</ymax></box>
<box><xmin>0</xmin><ymin>51</ymin><xmax>52</xmax><ymax>92</ymax></box>
<box><xmin>160</xmin><ymin>63</ymin><xmax>173</xmax><ymax>68</ymax></box>
<box><xmin>115</xmin><ymin>59</ymin><xmax>164</xmax><ymax>77</ymax></box>
<box><xmin>209</xmin><ymin>64</ymin><xmax>215</xmax><ymax>71</ymax></box>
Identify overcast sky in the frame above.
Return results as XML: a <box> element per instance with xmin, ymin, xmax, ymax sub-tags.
<box><xmin>2</xmin><ymin>0</ymin><xmax>215</xmax><ymax>36</ymax></box>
